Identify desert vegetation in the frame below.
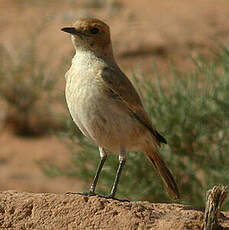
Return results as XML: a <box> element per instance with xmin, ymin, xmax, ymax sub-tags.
<box><xmin>0</xmin><ymin>40</ymin><xmax>61</xmax><ymax>136</ymax></box>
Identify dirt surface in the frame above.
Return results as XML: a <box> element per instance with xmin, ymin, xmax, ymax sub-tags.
<box><xmin>1</xmin><ymin>190</ymin><xmax>229</xmax><ymax>230</ymax></box>
<box><xmin>0</xmin><ymin>0</ymin><xmax>229</xmax><ymax>196</ymax></box>
<box><xmin>0</xmin><ymin>131</ymin><xmax>82</xmax><ymax>194</ymax></box>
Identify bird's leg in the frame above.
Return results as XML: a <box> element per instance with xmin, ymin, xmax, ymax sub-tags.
<box><xmin>89</xmin><ymin>147</ymin><xmax>107</xmax><ymax>194</ymax></box>
<box><xmin>108</xmin><ymin>149</ymin><xmax>126</xmax><ymax>198</ymax></box>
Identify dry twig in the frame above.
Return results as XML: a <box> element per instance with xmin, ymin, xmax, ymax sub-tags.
<box><xmin>202</xmin><ymin>185</ymin><xmax>228</xmax><ymax>230</ymax></box>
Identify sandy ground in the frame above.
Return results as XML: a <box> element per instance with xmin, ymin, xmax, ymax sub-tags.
<box><xmin>0</xmin><ymin>191</ymin><xmax>229</xmax><ymax>229</ymax></box>
<box><xmin>0</xmin><ymin>0</ymin><xmax>229</xmax><ymax>195</ymax></box>
<box><xmin>0</xmin><ymin>131</ymin><xmax>82</xmax><ymax>193</ymax></box>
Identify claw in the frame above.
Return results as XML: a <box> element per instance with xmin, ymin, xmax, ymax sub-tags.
<box><xmin>65</xmin><ymin>191</ymin><xmax>96</xmax><ymax>196</ymax></box>
<box><xmin>65</xmin><ymin>192</ymin><xmax>129</xmax><ymax>202</ymax></box>
<box><xmin>96</xmin><ymin>194</ymin><xmax>130</xmax><ymax>202</ymax></box>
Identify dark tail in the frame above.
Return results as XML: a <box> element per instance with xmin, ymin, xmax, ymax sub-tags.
<box><xmin>145</xmin><ymin>149</ymin><xmax>180</xmax><ymax>200</ymax></box>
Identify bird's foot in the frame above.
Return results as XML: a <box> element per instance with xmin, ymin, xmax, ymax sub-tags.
<box><xmin>65</xmin><ymin>191</ymin><xmax>129</xmax><ymax>202</ymax></box>
<box><xmin>65</xmin><ymin>191</ymin><xmax>96</xmax><ymax>196</ymax></box>
<box><xmin>96</xmin><ymin>194</ymin><xmax>130</xmax><ymax>202</ymax></box>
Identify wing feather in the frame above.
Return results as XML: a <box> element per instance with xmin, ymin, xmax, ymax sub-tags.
<box><xmin>101</xmin><ymin>67</ymin><xmax>167</xmax><ymax>144</ymax></box>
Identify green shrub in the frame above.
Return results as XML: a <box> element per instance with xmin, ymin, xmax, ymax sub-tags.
<box><xmin>44</xmin><ymin>46</ymin><xmax>229</xmax><ymax>207</ymax></box>
<box><xmin>0</xmin><ymin>39</ymin><xmax>60</xmax><ymax>136</ymax></box>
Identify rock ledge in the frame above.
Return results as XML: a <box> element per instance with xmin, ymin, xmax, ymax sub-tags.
<box><xmin>0</xmin><ymin>190</ymin><xmax>228</xmax><ymax>229</ymax></box>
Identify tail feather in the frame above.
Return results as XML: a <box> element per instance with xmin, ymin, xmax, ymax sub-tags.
<box><xmin>145</xmin><ymin>149</ymin><xmax>180</xmax><ymax>200</ymax></box>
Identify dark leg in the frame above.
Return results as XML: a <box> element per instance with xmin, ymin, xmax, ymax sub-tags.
<box><xmin>89</xmin><ymin>147</ymin><xmax>107</xmax><ymax>194</ymax></box>
<box><xmin>65</xmin><ymin>147</ymin><xmax>107</xmax><ymax>196</ymax></box>
<box><xmin>109</xmin><ymin>150</ymin><xmax>126</xmax><ymax>198</ymax></box>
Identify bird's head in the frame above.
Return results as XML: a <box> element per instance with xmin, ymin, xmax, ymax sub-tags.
<box><xmin>61</xmin><ymin>18</ymin><xmax>113</xmax><ymax>58</ymax></box>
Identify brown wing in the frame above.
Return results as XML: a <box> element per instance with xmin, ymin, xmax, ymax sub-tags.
<box><xmin>101</xmin><ymin>67</ymin><xmax>167</xmax><ymax>145</ymax></box>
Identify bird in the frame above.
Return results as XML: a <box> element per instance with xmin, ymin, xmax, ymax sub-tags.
<box><xmin>61</xmin><ymin>18</ymin><xmax>179</xmax><ymax>200</ymax></box>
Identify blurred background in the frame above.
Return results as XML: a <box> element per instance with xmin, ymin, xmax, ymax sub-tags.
<box><xmin>0</xmin><ymin>0</ymin><xmax>229</xmax><ymax>207</ymax></box>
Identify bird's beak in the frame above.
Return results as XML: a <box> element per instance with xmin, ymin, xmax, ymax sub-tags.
<box><xmin>61</xmin><ymin>27</ymin><xmax>81</xmax><ymax>35</ymax></box>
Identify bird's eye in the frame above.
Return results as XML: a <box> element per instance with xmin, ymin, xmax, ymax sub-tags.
<box><xmin>90</xmin><ymin>27</ymin><xmax>99</xmax><ymax>34</ymax></box>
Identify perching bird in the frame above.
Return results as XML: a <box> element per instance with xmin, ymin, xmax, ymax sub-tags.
<box><xmin>61</xmin><ymin>18</ymin><xmax>179</xmax><ymax>200</ymax></box>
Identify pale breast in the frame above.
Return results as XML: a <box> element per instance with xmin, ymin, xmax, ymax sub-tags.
<box><xmin>65</xmin><ymin>53</ymin><xmax>149</xmax><ymax>153</ymax></box>
<box><xmin>65</xmin><ymin>62</ymin><xmax>104</xmax><ymax>140</ymax></box>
